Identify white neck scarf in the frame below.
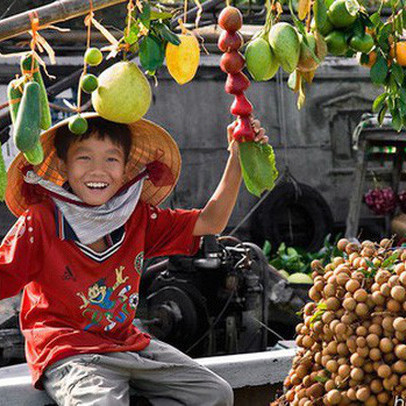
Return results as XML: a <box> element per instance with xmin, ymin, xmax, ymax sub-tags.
<box><xmin>24</xmin><ymin>170</ymin><xmax>144</xmax><ymax>245</ymax></box>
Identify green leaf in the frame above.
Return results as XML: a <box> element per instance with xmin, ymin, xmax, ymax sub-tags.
<box><xmin>377</xmin><ymin>23</ymin><xmax>392</xmax><ymax>50</ymax></box>
<box><xmin>352</xmin><ymin>18</ymin><xmax>365</xmax><ymax>37</ymax></box>
<box><xmin>400</xmin><ymin>87</ymin><xmax>406</xmax><ymax>104</ymax></box>
<box><xmin>239</xmin><ymin>142</ymin><xmax>279</xmax><ymax>197</ymax></box>
<box><xmin>155</xmin><ymin>23</ymin><xmax>181</xmax><ymax>46</ymax></box>
<box><xmin>263</xmin><ymin>240</ymin><xmax>272</xmax><ymax>259</ymax></box>
<box><xmin>395</xmin><ymin>13</ymin><xmax>403</xmax><ymax>35</ymax></box>
<box><xmin>370</xmin><ymin>53</ymin><xmax>388</xmax><ymax>85</ymax></box>
<box><xmin>314</xmin><ymin>375</ymin><xmax>329</xmax><ymax>383</ymax></box>
<box><xmin>288</xmin><ymin>71</ymin><xmax>299</xmax><ymax>90</ymax></box>
<box><xmin>378</xmin><ymin>104</ymin><xmax>388</xmax><ymax>124</ymax></box>
<box><xmin>389</xmin><ymin>74</ymin><xmax>398</xmax><ymax>94</ymax></box>
<box><xmin>125</xmin><ymin>23</ymin><xmax>140</xmax><ymax>45</ymax></box>
<box><xmin>150</xmin><ymin>10</ymin><xmax>173</xmax><ymax>20</ymax></box>
<box><xmin>278</xmin><ymin>243</ymin><xmax>286</xmax><ymax>255</ymax></box>
<box><xmin>360</xmin><ymin>53</ymin><xmax>369</xmax><ymax>65</ymax></box>
<box><xmin>382</xmin><ymin>251</ymin><xmax>399</xmax><ymax>267</ymax></box>
<box><xmin>369</xmin><ymin>12</ymin><xmax>381</xmax><ymax>26</ymax></box>
<box><xmin>139</xmin><ymin>35</ymin><xmax>165</xmax><ymax>72</ymax></box>
<box><xmin>139</xmin><ymin>2</ymin><xmax>151</xmax><ymax>28</ymax></box>
<box><xmin>287</xmin><ymin>247</ymin><xmax>299</xmax><ymax>257</ymax></box>
<box><xmin>365</xmin><ymin>259</ymin><xmax>377</xmax><ymax>270</ymax></box>
<box><xmin>392</xmin><ymin>63</ymin><xmax>404</xmax><ymax>85</ymax></box>
<box><xmin>399</xmin><ymin>99</ymin><xmax>406</xmax><ymax>117</ymax></box>
<box><xmin>392</xmin><ymin>109</ymin><xmax>403</xmax><ymax>131</ymax></box>
<box><xmin>372</xmin><ymin>92</ymin><xmax>387</xmax><ymax>113</ymax></box>
<box><xmin>313</xmin><ymin>0</ymin><xmax>328</xmax><ymax>32</ymax></box>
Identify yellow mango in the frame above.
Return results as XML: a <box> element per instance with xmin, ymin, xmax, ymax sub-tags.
<box><xmin>166</xmin><ymin>34</ymin><xmax>200</xmax><ymax>85</ymax></box>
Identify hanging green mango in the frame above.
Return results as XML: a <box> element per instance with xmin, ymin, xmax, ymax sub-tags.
<box><xmin>238</xmin><ymin>142</ymin><xmax>278</xmax><ymax>197</ymax></box>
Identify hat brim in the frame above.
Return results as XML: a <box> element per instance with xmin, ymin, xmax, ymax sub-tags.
<box><xmin>5</xmin><ymin>113</ymin><xmax>181</xmax><ymax>217</ymax></box>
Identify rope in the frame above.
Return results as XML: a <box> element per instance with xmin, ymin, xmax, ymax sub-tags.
<box><xmin>77</xmin><ymin>0</ymin><xmax>94</xmax><ymax>113</ymax></box>
<box><xmin>184</xmin><ymin>0</ymin><xmax>188</xmax><ymax>24</ymax></box>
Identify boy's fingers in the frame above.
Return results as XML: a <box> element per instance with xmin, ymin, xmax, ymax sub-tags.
<box><xmin>254</xmin><ymin>128</ymin><xmax>266</xmax><ymax>141</ymax></box>
<box><xmin>251</xmin><ymin>119</ymin><xmax>261</xmax><ymax>132</ymax></box>
<box><xmin>227</xmin><ymin>120</ymin><xmax>238</xmax><ymax>143</ymax></box>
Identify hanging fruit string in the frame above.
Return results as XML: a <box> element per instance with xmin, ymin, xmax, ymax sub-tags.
<box><xmin>28</xmin><ymin>13</ymin><xmax>40</xmax><ymax>77</ymax></box>
<box><xmin>76</xmin><ymin>0</ymin><xmax>95</xmax><ymax>114</ymax></box>
<box><xmin>123</xmin><ymin>0</ymin><xmax>135</xmax><ymax>60</ymax></box>
<box><xmin>183</xmin><ymin>0</ymin><xmax>188</xmax><ymax>25</ymax></box>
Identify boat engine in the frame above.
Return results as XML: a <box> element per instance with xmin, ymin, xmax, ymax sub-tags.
<box><xmin>140</xmin><ymin>235</ymin><xmax>271</xmax><ymax>357</ymax></box>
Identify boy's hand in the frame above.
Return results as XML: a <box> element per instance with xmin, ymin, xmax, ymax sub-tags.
<box><xmin>227</xmin><ymin>116</ymin><xmax>269</xmax><ymax>156</ymax></box>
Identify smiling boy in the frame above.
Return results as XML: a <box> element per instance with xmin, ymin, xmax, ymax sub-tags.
<box><xmin>1</xmin><ymin>113</ymin><xmax>267</xmax><ymax>405</ymax></box>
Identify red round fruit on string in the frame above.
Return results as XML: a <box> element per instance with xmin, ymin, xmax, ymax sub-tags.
<box><xmin>220</xmin><ymin>51</ymin><xmax>245</xmax><ymax>74</ymax></box>
<box><xmin>218</xmin><ymin>6</ymin><xmax>243</xmax><ymax>32</ymax></box>
<box><xmin>233</xmin><ymin>116</ymin><xmax>255</xmax><ymax>142</ymax></box>
<box><xmin>225</xmin><ymin>72</ymin><xmax>250</xmax><ymax>95</ymax></box>
<box><xmin>218</xmin><ymin>31</ymin><xmax>244</xmax><ymax>53</ymax></box>
<box><xmin>230</xmin><ymin>93</ymin><xmax>253</xmax><ymax>116</ymax></box>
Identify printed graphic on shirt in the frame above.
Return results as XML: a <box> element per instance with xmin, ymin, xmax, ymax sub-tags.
<box><xmin>134</xmin><ymin>251</ymin><xmax>144</xmax><ymax>275</ymax></box>
<box><xmin>3</xmin><ymin>216</ymin><xmax>27</xmax><ymax>247</ymax></box>
<box><xmin>76</xmin><ymin>266</ymin><xmax>139</xmax><ymax>332</ymax></box>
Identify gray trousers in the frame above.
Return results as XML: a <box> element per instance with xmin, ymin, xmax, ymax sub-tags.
<box><xmin>42</xmin><ymin>338</ymin><xmax>234</xmax><ymax>406</ymax></box>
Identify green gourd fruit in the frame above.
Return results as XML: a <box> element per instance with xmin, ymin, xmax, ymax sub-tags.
<box><xmin>7</xmin><ymin>79</ymin><xmax>24</xmax><ymax>125</ymax></box>
<box><xmin>24</xmin><ymin>142</ymin><xmax>44</xmax><ymax>165</ymax></box>
<box><xmin>14</xmin><ymin>81</ymin><xmax>41</xmax><ymax>153</ymax></box>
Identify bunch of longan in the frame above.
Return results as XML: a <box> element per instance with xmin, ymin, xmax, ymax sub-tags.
<box><xmin>278</xmin><ymin>238</ymin><xmax>406</xmax><ymax>405</ymax></box>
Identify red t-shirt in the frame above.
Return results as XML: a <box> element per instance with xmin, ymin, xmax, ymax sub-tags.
<box><xmin>0</xmin><ymin>199</ymin><xmax>202</xmax><ymax>389</ymax></box>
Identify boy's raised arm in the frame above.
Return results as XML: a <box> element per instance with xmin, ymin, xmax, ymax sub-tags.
<box><xmin>193</xmin><ymin>118</ymin><xmax>268</xmax><ymax>236</ymax></box>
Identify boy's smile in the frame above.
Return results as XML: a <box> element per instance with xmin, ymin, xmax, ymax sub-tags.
<box><xmin>58</xmin><ymin>135</ymin><xmax>127</xmax><ymax>206</ymax></box>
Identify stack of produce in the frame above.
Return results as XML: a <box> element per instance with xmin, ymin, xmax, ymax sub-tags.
<box><xmin>364</xmin><ymin>187</ymin><xmax>397</xmax><ymax>216</ymax></box>
<box><xmin>321</xmin><ymin>0</ymin><xmax>374</xmax><ymax>57</ymax></box>
<box><xmin>275</xmin><ymin>237</ymin><xmax>406</xmax><ymax>405</ymax></box>
<box><xmin>218</xmin><ymin>6</ymin><xmax>254</xmax><ymax>142</ymax></box>
<box><xmin>218</xmin><ymin>6</ymin><xmax>278</xmax><ymax>197</ymax></box>
<box><xmin>244</xmin><ymin>9</ymin><xmax>327</xmax><ymax>81</ymax></box>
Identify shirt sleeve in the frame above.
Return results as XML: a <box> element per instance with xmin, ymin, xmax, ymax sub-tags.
<box><xmin>0</xmin><ymin>208</ymin><xmax>42</xmax><ymax>300</ymax></box>
<box><xmin>144</xmin><ymin>203</ymin><xmax>202</xmax><ymax>259</ymax></box>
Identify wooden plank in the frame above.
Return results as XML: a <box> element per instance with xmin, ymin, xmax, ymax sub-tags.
<box><xmin>0</xmin><ymin>0</ymin><xmax>127</xmax><ymax>42</ymax></box>
<box><xmin>0</xmin><ymin>0</ymin><xmax>225</xmax><ymax>43</ymax></box>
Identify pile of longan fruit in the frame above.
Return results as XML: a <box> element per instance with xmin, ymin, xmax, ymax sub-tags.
<box><xmin>275</xmin><ymin>238</ymin><xmax>406</xmax><ymax>405</ymax></box>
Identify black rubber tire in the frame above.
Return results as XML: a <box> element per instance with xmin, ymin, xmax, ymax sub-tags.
<box><xmin>251</xmin><ymin>182</ymin><xmax>334</xmax><ymax>253</ymax></box>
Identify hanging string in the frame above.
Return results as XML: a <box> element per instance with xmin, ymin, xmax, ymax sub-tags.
<box><xmin>183</xmin><ymin>0</ymin><xmax>188</xmax><ymax>25</ymax></box>
<box><xmin>124</xmin><ymin>0</ymin><xmax>135</xmax><ymax>57</ymax></box>
<box><xmin>276</xmin><ymin>69</ymin><xmax>289</xmax><ymax>170</ymax></box>
<box><xmin>77</xmin><ymin>0</ymin><xmax>94</xmax><ymax>113</ymax></box>
<box><xmin>28</xmin><ymin>12</ymin><xmax>40</xmax><ymax>80</ymax></box>
<box><xmin>127</xmin><ymin>0</ymin><xmax>135</xmax><ymax>38</ymax></box>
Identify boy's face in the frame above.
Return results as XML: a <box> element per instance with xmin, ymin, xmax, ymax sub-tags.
<box><xmin>58</xmin><ymin>134</ymin><xmax>127</xmax><ymax>206</ymax></box>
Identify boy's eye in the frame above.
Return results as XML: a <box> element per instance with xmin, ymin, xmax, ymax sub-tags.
<box><xmin>107</xmin><ymin>157</ymin><xmax>120</xmax><ymax>162</ymax></box>
<box><xmin>77</xmin><ymin>156</ymin><xmax>90</xmax><ymax>160</ymax></box>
